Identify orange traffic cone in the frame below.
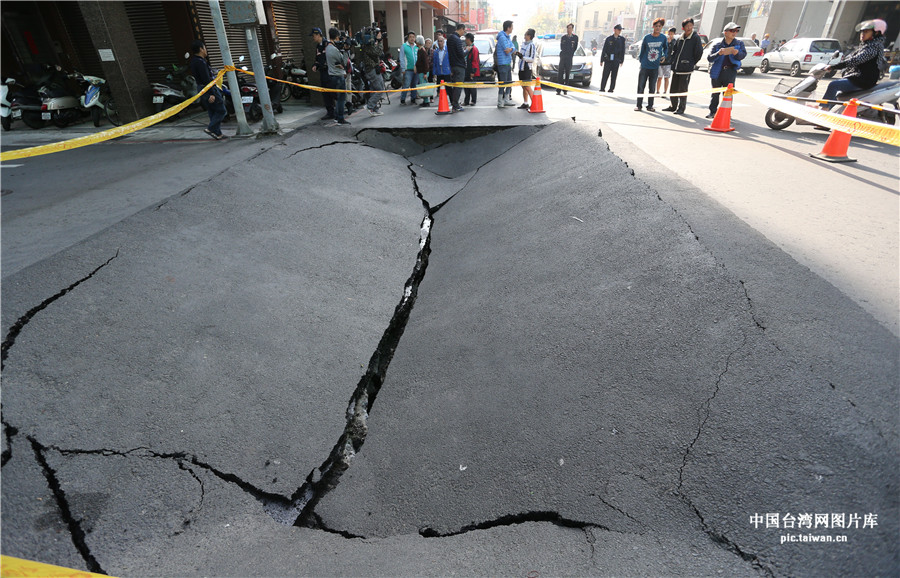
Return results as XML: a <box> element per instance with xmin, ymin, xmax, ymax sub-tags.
<box><xmin>528</xmin><ymin>78</ymin><xmax>546</xmax><ymax>114</ymax></box>
<box><xmin>809</xmin><ymin>99</ymin><xmax>859</xmax><ymax>163</ymax></box>
<box><xmin>704</xmin><ymin>83</ymin><xmax>736</xmax><ymax>133</ymax></box>
<box><xmin>435</xmin><ymin>80</ymin><xmax>451</xmax><ymax>115</ymax></box>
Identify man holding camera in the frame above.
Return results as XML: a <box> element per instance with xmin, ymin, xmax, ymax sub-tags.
<box><xmin>326</xmin><ymin>27</ymin><xmax>350</xmax><ymax>125</ymax></box>
<box><xmin>360</xmin><ymin>26</ymin><xmax>386</xmax><ymax>116</ymax></box>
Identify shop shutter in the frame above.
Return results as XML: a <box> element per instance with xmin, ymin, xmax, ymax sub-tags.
<box><xmin>271</xmin><ymin>1</ymin><xmax>305</xmax><ymax>65</ymax></box>
<box><xmin>193</xmin><ymin>1</ymin><xmax>262</xmax><ymax>71</ymax></box>
<box><xmin>55</xmin><ymin>2</ymin><xmax>103</xmax><ymax>77</ymax></box>
<box><xmin>123</xmin><ymin>1</ymin><xmax>179</xmax><ymax>83</ymax></box>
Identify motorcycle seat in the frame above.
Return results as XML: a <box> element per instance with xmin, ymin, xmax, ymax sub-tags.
<box><xmin>837</xmin><ymin>80</ymin><xmax>900</xmax><ymax>101</ymax></box>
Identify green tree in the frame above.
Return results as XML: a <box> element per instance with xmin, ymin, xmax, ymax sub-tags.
<box><xmin>528</xmin><ymin>2</ymin><xmax>569</xmax><ymax>36</ymax></box>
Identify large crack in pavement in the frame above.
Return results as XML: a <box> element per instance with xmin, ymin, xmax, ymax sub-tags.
<box><xmin>1</xmin><ymin>250</ymin><xmax>119</xmax><ymax>370</ymax></box>
<box><xmin>417</xmin><ymin>511</ymin><xmax>624</xmax><ymax>538</ymax></box>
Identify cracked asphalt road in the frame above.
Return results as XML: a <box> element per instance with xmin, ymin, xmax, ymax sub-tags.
<box><xmin>1</xmin><ymin>120</ymin><xmax>897</xmax><ymax>576</ymax></box>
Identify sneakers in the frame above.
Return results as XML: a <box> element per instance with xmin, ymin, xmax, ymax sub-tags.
<box><xmin>646</xmin><ymin>107</ymin><xmax>656</xmax><ymax>112</ymax></box>
<box><xmin>452</xmin><ymin>106</ymin><xmax>464</xmax><ymax>112</ymax></box>
<box><xmin>503</xmin><ymin>99</ymin><xmax>516</xmax><ymax>106</ymax></box>
<box><xmin>497</xmin><ymin>99</ymin><xmax>504</xmax><ymax>108</ymax></box>
<box><xmin>705</xmin><ymin>112</ymin><xmax>716</xmax><ymax>119</ymax></box>
<box><xmin>634</xmin><ymin>106</ymin><xmax>642</xmax><ymax>111</ymax></box>
<box><xmin>368</xmin><ymin>108</ymin><xmax>383</xmax><ymax>116</ymax></box>
<box><xmin>334</xmin><ymin>119</ymin><xmax>351</xmax><ymax>125</ymax></box>
<box><xmin>662</xmin><ymin>107</ymin><xmax>676</xmax><ymax>112</ymax></box>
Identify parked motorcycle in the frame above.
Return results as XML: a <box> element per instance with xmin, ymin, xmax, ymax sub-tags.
<box><xmin>277</xmin><ymin>54</ymin><xmax>309</xmax><ymax>102</ymax></box>
<box><xmin>7</xmin><ymin>77</ymin><xmax>45</xmax><ymax>129</ymax></box>
<box><xmin>262</xmin><ymin>61</ymin><xmax>284</xmax><ymax>114</ymax></box>
<box><xmin>235</xmin><ymin>59</ymin><xmax>263</xmax><ymax>122</ymax></box>
<box><xmin>1</xmin><ymin>78</ymin><xmax>18</xmax><ymax>130</ymax></box>
<box><xmin>78</xmin><ymin>73</ymin><xmax>119</xmax><ymax>127</ymax></box>
<box><xmin>38</xmin><ymin>66</ymin><xmax>83</xmax><ymax>128</ymax></box>
<box><xmin>766</xmin><ymin>58</ymin><xmax>900</xmax><ymax>130</ymax></box>
<box><xmin>151</xmin><ymin>63</ymin><xmax>197</xmax><ymax>115</ymax></box>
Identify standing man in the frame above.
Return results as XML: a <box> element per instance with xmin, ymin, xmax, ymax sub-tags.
<box><xmin>448</xmin><ymin>23</ymin><xmax>468</xmax><ymax>112</ymax></box>
<box><xmin>599</xmin><ymin>24</ymin><xmax>626</xmax><ymax>93</ymax></box>
<box><xmin>463</xmin><ymin>33</ymin><xmax>480</xmax><ymax>106</ymax></box>
<box><xmin>496</xmin><ymin>20</ymin><xmax>515</xmax><ymax>107</ymax></box>
<box><xmin>326</xmin><ymin>27</ymin><xmax>350</xmax><ymax>125</ymax></box>
<box><xmin>361</xmin><ymin>27</ymin><xmax>386</xmax><ymax>116</ymax></box>
<box><xmin>656</xmin><ymin>27</ymin><xmax>678</xmax><ymax>96</ymax></box>
<box><xmin>664</xmin><ymin>17</ymin><xmax>704</xmax><ymax>115</ymax></box>
<box><xmin>557</xmin><ymin>23</ymin><xmax>578</xmax><ymax>95</ymax></box>
<box><xmin>188</xmin><ymin>40</ymin><xmax>227</xmax><ymax>140</ymax></box>
<box><xmin>760</xmin><ymin>33</ymin><xmax>771</xmax><ymax>53</ymax></box>
<box><xmin>399</xmin><ymin>31</ymin><xmax>418</xmax><ymax>105</ymax></box>
<box><xmin>310</xmin><ymin>28</ymin><xmax>334</xmax><ymax>120</ymax></box>
<box><xmin>750</xmin><ymin>33</ymin><xmax>759</xmax><ymax>46</ymax></box>
<box><xmin>706</xmin><ymin>22</ymin><xmax>746</xmax><ymax>119</ymax></box>
<box><xmin>634</xmin><ymin>17</ymin><xmax>667</xmax><ymax>112</ymax></box>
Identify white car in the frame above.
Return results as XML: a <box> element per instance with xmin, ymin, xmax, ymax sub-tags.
<box><xmin>696</xmin><ymin>37</ymin><xmax>766</xmax><ymax>75</ymax></box>
<box><xmin>759</xmin><ymin>38</ymin><xmax>843</xmax><ymax>77</ymax></box>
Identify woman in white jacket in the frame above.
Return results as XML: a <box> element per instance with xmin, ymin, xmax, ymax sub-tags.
<box><xmin>517</xmin><ymin>29</ymin><xmax>537</xmax><ymax>110</ymax></box>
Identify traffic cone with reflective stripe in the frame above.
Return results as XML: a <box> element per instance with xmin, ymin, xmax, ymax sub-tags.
<box><xmin>435</xmin><ymin>80</ymin><xmax>451</xmax><ymax>115</ymax></box>
<box><xmin>528</xmin><ymin>78</ymin><xmax>546</xmax><ymax>114</ymax></box>
<box><xmin>809</xmin><ymin>99</ymin><xmax>858</xmax><ymax>163</ymax></box>
<box><xmin>704</xmin><ymin>83</ymin><xmax>736</xmax><ymax>132</ymax></box>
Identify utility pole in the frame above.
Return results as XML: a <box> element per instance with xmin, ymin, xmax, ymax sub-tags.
<box><xmin>792</xmin><ymin>0</ymin><xmax>810</xmax><ymax>39</ymax></box>
<box><xmin>209</xmin><ymin>0</ymin><xmax>252</xmax><ymax>136</ymax></box>
<box><xmin>244</xmin><ymin>25</ymin><xmax>279</xmax><ymax>134</ymax></box>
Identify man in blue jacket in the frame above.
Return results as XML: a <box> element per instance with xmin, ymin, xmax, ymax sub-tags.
<box><xmin>495</xmin><ymin>21</ymin><xmax>515</xmax><ymax>107</ymax></box>
<box><xmin>706</xmin><ymin>22</ymin><xmax>746</xmax><ymax>119</ymax></box>
<box><xmin>635</xmin><ymin>17</ymin><xmax>667</xmax><ymax>111</ymax></box>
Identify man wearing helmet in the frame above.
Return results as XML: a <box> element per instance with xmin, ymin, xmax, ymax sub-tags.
<box><xmin>821</xmin><ymin>19</ymin><xmax>888</xmax><ymax>106</ymax></box>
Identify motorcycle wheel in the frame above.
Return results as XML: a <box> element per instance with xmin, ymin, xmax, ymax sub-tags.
<box><xmin>91</xmin><ymin>107</ymin><xmax>102</xmax><ymax>127</ymax></box>
<box><xmin>105</xmin><ymin>98</ymin><xmax>120</xmax><ymax>126</ymax></box>
<box><xmin>274</xmin><ymin>102</ymin><xmax>283</xmax><ymax>114</ymax></box>
<box><xmin>52</xmin><ymin>112</ymin><xmax>71</xmax><ymax>128</ymax></box>
<box><xmin>22</xmin><ymin>111</ymin><xmax>46</xmax><ymax>129</ymax></box>
<box><xmin>291</xmin><ymin>85</ymin><xmax>306</xmax><ymax>100</ymax></box>
<box><xmin>248</xmin><ymin>102</ymin><xmax>262</xmax><ymax>122</ymax></box>
<box><xmin>878</xmin><ymin>105</ymin><xmax>897</xmax><ymax>126</ymax></box>
<box><xmin>280</xmin><ymin>83</ymin><xmax>292</xmax><ymax>102</ymax></box>
<box><xmin>1</xmin><ymin>115</ymin><xmax>10</xmax><ymax>131</ymax></box>
<box><xmin>765</xmin><ymin>109</ymin><xmax>794</xmax><ymax>130</ymax></box>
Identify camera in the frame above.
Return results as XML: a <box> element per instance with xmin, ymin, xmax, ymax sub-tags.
<box><xmin>333</xmin><ymin>30</ymin><xmax>357</xmax><ymax>51</ymax></box>
<box><xmin>354</xmin><ymin>23</ymin><xmax>382</xmax><ymax>46</ymax></box>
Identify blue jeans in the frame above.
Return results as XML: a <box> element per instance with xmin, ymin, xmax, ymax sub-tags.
<box><xmin>636</xmin><ymin>67</ymin><xmax>659</xmax><ymax>108</ymax></box>
<box><xmin>821</xmin><ymin>77</ymin><xmax>861</xmax><ymax>105</ymax></box>
<box><xmin>333</xmin><ymin>76</ymin><xmax>346</xmax><ymax>121</ymax></box>
<box><xmin>401</xmin><ymin>69</ymin><xmax>417</xmax><ymax>102</ymax></box>
<box><xmin>497</xmin><ymin>64</ymin><xmax>512</xmax><ymax>100</ymax></box>
<box><xmin>206</xmin><ymin>89</ymin><xmax>227</xmax><ymax>135</ymax></box>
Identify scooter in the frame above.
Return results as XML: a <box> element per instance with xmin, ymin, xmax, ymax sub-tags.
<box><xmin>38</xmin><ymin>67</ymin><xmax>83</xmax><ymax>128</ymax></box>
<box><xmin>767</xmin><ymin>58</ymin><xmax>900</xmax><ymax>130</ymax></box>
<box><xmin>262</xmin><ymin>61</ymin><xmax>284</xmax><ymax>114</ymax></box>
<box><xmin>151</xmin><ymin>63</ymin><xmax>197</xmax><ymax>114</ymax></box>
<box><xmin>277</xmin><ymin>54</ymin><xmax>309</xmax><ymax>102</ymax></box>
<box><xmin>79</xmin><ymin>73</ymin><xmax>119</xmax><ymax>127</ymax></box>
<box><xmin>7</xmin><ymin>78</ymin><xmax>44</xmax><ymax>129</ymax></box>
<box><xmin>1</xmin><ymin>78</ymin><xmax>16</xmax><ymax>130</ymax></box>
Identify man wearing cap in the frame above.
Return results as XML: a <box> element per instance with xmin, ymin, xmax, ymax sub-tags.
<box><xmin>706</xmin><ymin>22</ymin><xmax>746</xmax><ymax>119</ymax></box>
<box><xmin>599</xmin><ymin>24</ymin><xmax>626</xmax><ymax>92</ymax></box>
<box><xmin>310</xmin><ymin>27</ymin><xmax>335</xmax><ymax>120</ymax></box>
<box><xmin>664</xmin><ymin>17</ymin><xmax>704</xmax><ymax>114</ymax></box>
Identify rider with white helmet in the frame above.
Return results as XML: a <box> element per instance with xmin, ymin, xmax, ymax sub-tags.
<box><xmin>821</xmin><ymin>19</ymin><xmax>888</xmax><ymax>106</ymax></box>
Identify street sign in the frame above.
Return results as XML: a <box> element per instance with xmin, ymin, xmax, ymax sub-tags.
<box><xmin>645</xmin><ymin>0</ymin><xmax>662</xmax><ymax>4</ymax></box>
<box><xmin>224</xmin><ymin>0</ymin><xmax>266</xmax><ymax>26</ymax></box>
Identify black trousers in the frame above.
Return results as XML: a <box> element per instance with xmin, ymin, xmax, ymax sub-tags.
<box><xmin>320</xmin><ymin>72</ymin><xmax>335</xmax><ymax>116</ymax></box>
<box><xmin>557</xmin><ymin>58</ymin><xmax>573</xmax><ymax>89</ymax></box>
<box><xmin>450</xmin><ymin>66</ymin><xmax>466</xmax><ymax>108</ymax></box>
<box><xmin>600</xmin><ymin>62</ymin><xmax>620</xmax><ymax>91</ymax></box>
<box><xmin>709</xmin><ymin>67</ymin><xmax>737</xmax><ymax>114</ymax></box>
<box><xmin>669</xmin><ymin>72</ymin><xmax>692</xmax><ymax>112</ymax></box>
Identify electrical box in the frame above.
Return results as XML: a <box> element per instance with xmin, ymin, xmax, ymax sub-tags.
<box><xmin>224</xmin><ymin>1</ymin><xmax>266</xmax><ymax>26</ymax></box>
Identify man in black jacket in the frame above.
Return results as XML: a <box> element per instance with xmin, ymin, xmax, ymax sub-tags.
<box><xmin>664</xmin><ymin>18</ymin><xmax>704</xmax><ymax>114</ymax></box>
<box><xmin>557</xmin><ymin>23</ymin><xmax>578</xmax><ymax>95</ymax></box>
<box><xmin>447</xmin><ymin>23</ymin><xmax>467</xmax><ymax>112</ymax></box>
<box><xmin>599</xmin><ymin>24</ymin><xmax>626</xmax><ymax>92</ymax></box>
<box><xmin>188</xmin><ymin>40</ymin><xmax>227</xmax><ymax>139</ymax></box>
<box><xmin>310</xmin><ymin>27</ymin><xmax>335</xmax><ymax>120</ymax></box>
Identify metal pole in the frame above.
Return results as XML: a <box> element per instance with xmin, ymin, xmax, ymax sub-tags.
<box><xmin>245</xmin><ymin>26</ymin><xmax>279</xmax><ymax>133</ymax></box>
<box><xmin>209</xmin><ymin>0</ymin><xmax>253</xmax><ymax>136</ymax></box>
<box><xmin>793</xmin><ymin>0</ymin><xmax>810</xmax><ymax>39</ymax></box>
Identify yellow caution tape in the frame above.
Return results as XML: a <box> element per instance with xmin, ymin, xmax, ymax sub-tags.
<box><xmin>541</xmin><ymin>79</ymin><xmax>726</xmax><ymax>99</ymax></box>
<box><xmin>741</xmin><ymin>89</ymin><xmax>900</xmax><ymax>146</ymax></box>
<box><xmin>0</xmin><ymin>555</ymin><xmax>113</xmax><ymax>577</ymax></box>
<box><xmin>0</xmin><ymin>72</ymin><xmax>227</xmax><ymax>161</ymax></box>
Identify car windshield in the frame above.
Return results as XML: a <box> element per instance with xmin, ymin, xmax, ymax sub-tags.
<box><xmin>810</xmin><ymin>40</ymin><xmax>841</xmax><ymax>53</ymax></box>
<box><xmin>474</xmin><ymin>39</ymin><xmax>493</xmax><ymax>54</ymax></box>
<box><xmin>540</xmin><ymin>44</ymin><xmax>587</xmax><ymax>57</ymax></box>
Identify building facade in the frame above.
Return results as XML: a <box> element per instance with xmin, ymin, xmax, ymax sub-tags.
<box><xmin>0</xmin><ymin>0</ymin><xmax>448</xmax><ymax>123</ymax></box>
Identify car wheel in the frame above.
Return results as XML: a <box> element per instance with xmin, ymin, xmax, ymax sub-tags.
<box><xmin>582</xmin><ymin>79</ymin><xmax>590</xmax><ymax>87</ymax></box>
<box><xmin>760</xmin><ymin>59</ymin><xmax>770</xmax><ymax>73</ymax></box>
<box><xmin>765</xmin><ymin>108</ymin><xmax>794</xmax><ymax>130</ymax></box>
<box><xmin>743</xmin><ymin>67</ymin><xmax>755</xmax><ymax>75</ymax></box>
<box><xmin>789</xmin><ymin>62</ymin><xmax>801</xmax><ymax>77</ymax></box>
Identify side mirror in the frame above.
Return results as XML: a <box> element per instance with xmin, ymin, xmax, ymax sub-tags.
<box><xmin>5</xmin><ymin>78</ymin><xmax>15</xmax><ymax>85</ymax></box>
<box><xmin>184</xmin><ymin>52</ymin><xmax>190</xmax><ymax>60</ymax></box>
<box><xmin>832</xmin><ymin>50</ymin><xmax>840</xmax><ymax>58</ymax></box>
<box><xmin>239</xmin><ymin>55</ymin><xmax>246</xmax><ymax>62</ymax></box>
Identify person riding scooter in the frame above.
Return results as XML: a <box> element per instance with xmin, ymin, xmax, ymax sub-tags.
<box><xmin>820</xmin><ymin>19</ymin><xmax>887</xmax><ymax>106</ymax></box>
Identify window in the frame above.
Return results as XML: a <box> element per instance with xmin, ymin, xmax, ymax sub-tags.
<box><xmin>593</xmin><ymin>11</ymin><xmax>598</xmax><ymax>27</ymax></box>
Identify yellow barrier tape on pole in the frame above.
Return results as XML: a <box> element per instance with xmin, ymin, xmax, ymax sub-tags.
<box><xmin>741</xmin><ymin>89</ymin><xmax>900</xmax><ymax>147</ymax></box>
<box><xmin>0</xmin><ymin>72</ymin><xmax>226</xmax><ymax>162</ymax></box>
<box><xmin>0</xmin><ymin>555</ymin><xmax>113</xmax><ymax>577</ymax></box>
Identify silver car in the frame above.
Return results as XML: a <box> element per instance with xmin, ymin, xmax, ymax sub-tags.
<box><xmin>696</xmin><ymin>37</ymin><xmax>767</xmax><ymax>75</ymax></box>
<box><xmin>760</xmin><ymin>38</ymin><xmax>843</xmax><ymax>77</ymax></box>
